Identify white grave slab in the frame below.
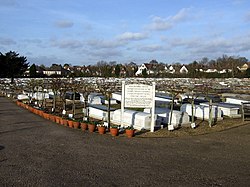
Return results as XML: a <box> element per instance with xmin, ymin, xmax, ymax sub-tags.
<box><xmin>112</xmin><ymin>109</ymin><xmax>155</xmax><ymax>130</ymax></box>
<box><xmin>180</xmin><ymin>104</ymin><xmax>223</xmax><ymax>121</ymax></box>
<box><xmin>88</xmin><ymin>93</ymin><xmax>102</xmax><ymax>105</ymax></box>
<box><xmin>225</xmin><ymin>97</ymin><xmax>250</xmax><ymax>105</ymax></box>
<box><xmin>200</xmin><ymin>102</ymin><xmax>241</xmax><ymax>118</ymax></box>
<box><xmin>88</xmin><ymin>105</ymin><xmax>115</xmax><ymax>120</ymax></box>
<box><xmin>144</xmin><ymin>108</ymin><xmax>190</xmax><ymax>128</ymax></box>
<box><xmin>102</xmin><ymin>98</ymin><xmax>117</xmax><ymax>105</ymax></box>
<box><xmin>17</xmin><ymin>94</ymin><xmax>29</xmax><ymax>100</ymax></box>
<box><xmin>112</xmin><ymin>92</ymin><xmax>122</xmax><ymax>102</ymax></box>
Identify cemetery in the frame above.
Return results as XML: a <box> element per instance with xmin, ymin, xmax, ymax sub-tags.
<box><xmin>0</xmin><ymin>77</ymin><xmax>250</xmax><ymax>137</ymax></box>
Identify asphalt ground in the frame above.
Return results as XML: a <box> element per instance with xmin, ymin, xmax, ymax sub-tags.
<box><xmin>0</xmin><ymin>97</ymin><xmax>250</xmax><ymax>186</ymax></box>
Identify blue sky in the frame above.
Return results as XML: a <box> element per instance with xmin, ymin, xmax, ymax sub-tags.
<box><xmin>0</xmin><ymin>0</ymin><xmax>250</xmax><ymax>66</ymax></box>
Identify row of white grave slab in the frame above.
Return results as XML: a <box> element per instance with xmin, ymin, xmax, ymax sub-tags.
<box><xmin>225</xmin><ymin>97</ymin><xmax>250</xmax><ymax>105</ymax></box>
<box><xmin>180</xmin><ymin>104</ymin><xmax>223</xmax><ymax>121</ymax></box>
<box><xmin>144</xmin><ymin>108</ymin><xmax>190</xmax><ymax>128</ymax></box>
<box><xmin>200</xmin><ymin>102</ymin><xmax>241</xmax><ymax>118</ymax></box>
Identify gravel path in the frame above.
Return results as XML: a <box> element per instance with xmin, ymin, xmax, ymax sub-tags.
<box><xmin>0</xmin><ymin>97</ymin><xmax>250</xmax><ymax>186</ymax></box>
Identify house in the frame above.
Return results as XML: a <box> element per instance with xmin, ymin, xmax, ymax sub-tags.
<box><xmin>179</xmin><ymin>65</ymin><xmax>188</xmax><ymax>74</ymax></box>
<box><xmin>43</xmin><ymin>64</ymin><xmax>69</xmax><ymax>76</ymax></box>
<box><xmin>135</xmin><ymin>63</ymin><xmax>155</xmax><ymax>76</ymax></box>
<box><xmin>165</xmin><ymin>65</ymin><xmax>175</xmax><ymax>74</ymax></box>
<box><xmin>24</xmin><ymin>65</ymin><xmax>45</xmax><ymax>77</ymax></box>
<box><xmin>237</xmin><ymin>63</ymin><xmax>249</xmax><ymax>72</ymax></box>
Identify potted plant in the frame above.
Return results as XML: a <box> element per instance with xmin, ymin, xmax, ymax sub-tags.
<box><xmin>110</xmin><ymin>124</ymin><xmax>119</xmax><ymax>136</ymax></box>
<box><xmin>72</xmin><ymin>119</ymin><xmax>80</xmax><ymax>129</ymax></box>
<box><xmin>62</xmin><ymin>117</ymin><xmax>68</xmax><ymax>126</ymax></box>
<box><xmin>67</xmin><ymin>118</ymin><xmax>74</xmax><ymax>128</ymax></box>
<box><xmin>49</xmin><ymin>114</ymin><xmax>56</xmax><ymax>122</ymax></box>
<box><xmin>42</xmin><ymin>112</ymin><xmax>50</xmax><ymax>120</ymax></box>
<box><xmin>59</xmin><ymin>116</ymin><xmax>64</xmax><ymax>125</ymax></box>
<box><xmin>88</xmin><ymin>121</ymin><xmax>97</xmax><ymax>133</ymax></box>
<box><xmin>97</xmin><ymin>123</ymin><xmax>106</xmax><ymax>135</ymax></box>
<box><xmin>80</xmin><ymin>120</ymin><xmax>88</xmax><ymax>131</ymax></box>
<box><xmin>125</xmin><ymin>126</ymin><xmax>135</xmax><ymax>138</ymax></box>
<box><xmin>55</xmin><ymin>115</ymin><xmax>61</xmax><ymax>124</ymax></box>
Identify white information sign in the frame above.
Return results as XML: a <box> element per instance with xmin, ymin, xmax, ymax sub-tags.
<box><xmin>125</xmin><ymin>84</ymin><xmax>153</xmax><ymax>108</ymax></box>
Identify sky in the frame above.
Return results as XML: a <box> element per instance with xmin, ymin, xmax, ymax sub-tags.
<box><xmin>0</xmin><ymin>0</ymin><xmax>250</xmax><ymax>66</ymax></box>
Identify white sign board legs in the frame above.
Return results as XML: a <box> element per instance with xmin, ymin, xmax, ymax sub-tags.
<box><xmin>150</xmin><ymin>82</ymin><xmax>155</xmax><ymax>132</ymax></box>
<box><xmin>121</xmin><ymin>81</ymin><xmax>125</xmax><ymax>128</ymax></box>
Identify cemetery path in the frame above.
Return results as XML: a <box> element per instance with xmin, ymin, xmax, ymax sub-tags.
<box><xmin>0</xmin><ymin>97</ymin><xmax>249</xmax><ymax>186</ymax></box>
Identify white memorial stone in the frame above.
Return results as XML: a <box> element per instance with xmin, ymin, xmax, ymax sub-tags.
<box><xmin>144</xmin><ymin>108</ymin><xmax>190</xmax><ymax>128</ymax></box>
<box><xmin>200</xmin><ymin>102</ymin><xmax>241</xmax><ymax>118</ymax></box>
<box><xmin>17</xmin><ymin>94</ymin><xmax>29</xmax><ymax>100</ymax></box>
<box><xmin>180</xmin><ymin>104</ymin><xmax>223</xmax><ymax>121</ymax></box>
<box><xmin>112</xmin><ymin>109</ymin><xmax>155</xmax><ymax>130</ymax></box>
<box><xmin>88</xmin><ymin>105</ymin><xmax>115</xmax><ymax>120</ymax></box>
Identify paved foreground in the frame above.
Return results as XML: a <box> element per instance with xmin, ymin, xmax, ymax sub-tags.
<box><xmin>0</xmin><ymin>97</ymin><xmax>250</xmax><ymax>186</ymax></box>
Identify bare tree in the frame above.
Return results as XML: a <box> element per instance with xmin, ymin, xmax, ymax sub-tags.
<box><xmin>96</xmin><ymin>79</ymin><xmax>117</xmax><ymax>129</ymax></box>
<box><xmin>78</xmin><ymin>79</ymin><xmax>95</xmax><ymax>121</ymax></box>
<box><xmin>50</xmin><ymin>78</ymin><xmax>63</xmax><ymax>113</ymax></box>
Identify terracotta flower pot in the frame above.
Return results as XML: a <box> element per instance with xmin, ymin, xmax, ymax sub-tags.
<box><xmin>25</xmin><ymin>104</ymin><xmax>29</xmax><ymax>110</ymax></box>
<box><xmin>42</xmin><ymin>113</ymin><xmax>48</xmax><ymax>119</ymax></box>
<box><xmin>28</xmin><ymin>106</ymin><xmax>34</xmax><ymax>113</ymax></box>
<box><xmin>73</xmin><ymin>121</ymin><xmax>80</xmax><ymax>129</ymax></box>
<box><xmin>38</xmin><ymin>110</ymin><xmax>44</xmax><ymax>117</ymax></box>
<box><xmin>62</xmin><ymin>119</ymin><xmax>68</xmax><ymax>126</ymax></box>
<box><xmin>68</xmin><ymin>120</ymin><xmax>73</xmax><ymax>128</ymax></box>
<box><xmin>16</xmin><ymin>101</ymin><xmax>21</xmax><ymax>106</ymax></box>
<box><xmin>33</xmin><ymin>109</ymin><xmax>38</xmax><ymax>115</ymax></box>
<box><xmin>59</xmin><ymin>118</ymin><xmax>64</xmax><ymax>125</ymax></box>
<box><xmin>110</xmin><ymin>128</ymin><xmax>119</xmax><ymax>136</ymax></box>
<box><xmin>55</xmin><ymin>116</ymin><xmax>61</xmax><ymax>124</ymax></box>
<box><xmin>125</xmin><ymin>129</ymin><xmax>135</xmax><ymax>138</ymax></box>
<box><xmin>88</xmin><ymin>124</ymin><xmax>96</xmax><ymax>132</ymax></box>
<box><xmin>80</xmin><ymin>122</ymin><xmax>88</xmax><ymax>131</ymax></box>
<box><xmin>98</xmin><ymin>126</ymin><xmax>106</xmax><ymax>134</ymax></box>
<box><xmin>49</xmin><ymin>115</ymin><xmax>56</xmax><ymax>122</ymax></box>
<box><xmin>19</xmin><ymin>102</ymin><xmax>24</xmax><ymax>108</ymax></box>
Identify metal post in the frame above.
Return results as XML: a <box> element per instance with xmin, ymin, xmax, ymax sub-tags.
<box><xmin>242</xmin><ymin>103</ymin><xmax>245</xmax><ymax>122</ymax></box>
<box><xmin>209</xmin><ymin>99</ymin><xmax>213</xmax><ymax>127</ymax></box>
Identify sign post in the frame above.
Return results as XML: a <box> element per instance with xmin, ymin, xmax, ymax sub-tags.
<box><xmin>121</xmin><ymin>81</ymin><xmax>125</xmax><ymax>127</ymax></box>
<box><xmin>121</xmin><ymin>82</ymin><xmax>155</xmax><ymax>132</ymax></box>
<box><xmin>150</xmin><ymin>82</ymin><xmax>155</xmax><ymax>132</ymax></box>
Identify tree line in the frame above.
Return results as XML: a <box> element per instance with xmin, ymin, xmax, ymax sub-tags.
<box><xmin>1</xmin><ymin>50</ymin><xmax>250</xmax><ymax>80</ymax></box>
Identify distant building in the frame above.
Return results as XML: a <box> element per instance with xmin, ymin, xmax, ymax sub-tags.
<box><xmin>179</xmin><ymin>65</ymin><xmax>188</xmax><ymax>74</ymax></box>
<box><xmin>167</xmin><ymin>65</ymin><xmax>176</xmax><ymax>74</ymax></box>
<box><xmin>43</xmin><ymin>64</ymin><xmax>69</xmax><ymax>76</ymax></box>
<box><xmin>135</xmin><ymin>63</ymin><xmax>155</xmax><ymax>76</ymax></box>
<box><xmin>24</xmin><ymin>65</ymin><xmax>45</xmax><ymax>77</ymax></box>
<box><xmin>237</xmin><ymin>63</ymin><xmax>249</xmax><ymax>72</ymax></box>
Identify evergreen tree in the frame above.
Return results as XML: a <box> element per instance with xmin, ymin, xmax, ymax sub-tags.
<box><xmin>115</xmin><ymin>64</ymin><xmax>120</xmax><ymax>77</ymax></box>
<box><xmin>0</xmin><ymin>51</ymin><xmax>29</xmax><ymax>83</ymax></box>
<box><xmin>246</xmin><ymin>68</ymin><xmax>250</xmax><ymax>78</ymax></box>
<box><xmin>29</xmin><ymin>64</ymin><xmax>37</xmax><ymax>78</ymax></box>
